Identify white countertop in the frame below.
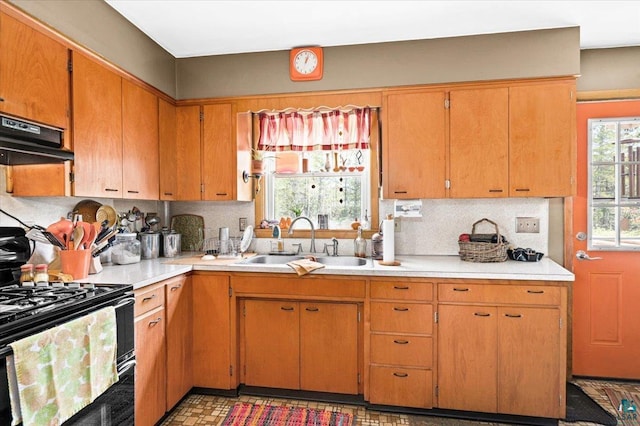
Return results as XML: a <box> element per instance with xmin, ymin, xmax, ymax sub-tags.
<box><xmin>77</xmin><ymin>254</ymin><xmax>574</xmax><ymax>290</ymax></box>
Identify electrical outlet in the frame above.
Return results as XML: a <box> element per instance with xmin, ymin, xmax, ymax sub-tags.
<box><xmin>239</xmin><ymin>217</ymin><xmax>247</xmax><ymax>232</ymax></box>
<box><xmin>394</xmin><ymin>217</ymin><xmax>401</xmax><ymax>232</ymax></box>
<box><xmin>516</xmin><ymin>217</ymin><xmax>540</xmax><ymax>233</ymax></box>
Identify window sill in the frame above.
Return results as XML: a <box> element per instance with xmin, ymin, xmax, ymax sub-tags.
<box><xmin>254</xmin><ymin>228</ymin><xmax>376</xmax><ymax>239</ymax></box>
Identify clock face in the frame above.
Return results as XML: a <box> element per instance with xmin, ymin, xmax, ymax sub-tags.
<box><xmin>293</xmin><ymin>50</ymin><xmax>318</xmax><ymax>75</ymax></box>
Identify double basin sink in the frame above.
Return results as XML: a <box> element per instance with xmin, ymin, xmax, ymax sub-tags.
<box><xmin>238</xmin><ymin>254</ymin><xmax>369</xmax><ymax>267</ymax></box>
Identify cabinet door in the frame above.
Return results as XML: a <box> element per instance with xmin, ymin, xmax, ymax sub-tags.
<box><xmin>300</xmin><ymin>302</ymin><xmax>358</xmax><ymax>394</ymax></box>
<box><xmin>202</xmin><ymin>104</ymin><xmax>233</xmax><ymax>200</ymax></box>
<box><xmin>165</xmin><ymin>275</ymin><xmax>192</xmax><ymax>411</ymax></box>
<box><xmin>72</xmin><ymin>53</ymin><xmax>123</xmax><ymax>197</ymax></box>
<box><xmin>159</xmin><ymin>99</ymin><xmax>177</xmax><ymax>200</ymax></box>
<box><xmin>383</xmin><ymin>91</ymin><xmax>446</xmax><ymax>199</ymax></box>
<box><xmin>243</xmin><ymin>299</ymin><xmax>300</xmax><ymax>389</ymax></box>
<box><xmin>449</xmin><ymin>87</ymin><xmax>508</xmax><ymax>198</ymax></box>
<box><xmin>438</xmin><ymin>304</ymin><xmax>497</xmax><ymax>413</ymax></box>
<box><xmin>509</xmin><ymin>81</ymin><xmax>576</xmax><ymax>197</ymax></box>
<box><xmin>175</xmin><ymin>105</ymin><xmax>202</xmax><ymax>200</ymax></box>
<box><xmin>122</xmin><ymin>80</ymin><xmax>159</xmax><ymax>199</ymax></box>
<box><xmin>0</xmin><ymin>11</ymin><xmax>69</xmax><ymax>130</ymax></box>
<box><xmin>497</xmin><ymin>307</ymin><xmax>562</xmax><ymax>418</ymax></box>
<box><xmin>192</xmin><ymin>274</ymin><xmax>231</xmax><ymax>389</ymax></box>
<box><xmin>134</xmin><ymin>306</ymin><xmax>165</xmax><ymax>426</ymax></box>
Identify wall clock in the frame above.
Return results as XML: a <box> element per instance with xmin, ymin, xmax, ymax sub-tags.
<box><xmin>290</xmin><ymin>47</ymin><xmax>323</xmax><ymax>81</ymax></box>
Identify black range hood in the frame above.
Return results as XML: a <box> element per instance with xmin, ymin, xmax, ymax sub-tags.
<box><xmin>0</xmin><ymin>114</ymin><xmax>73</xmax><ymax>165</ymax></box>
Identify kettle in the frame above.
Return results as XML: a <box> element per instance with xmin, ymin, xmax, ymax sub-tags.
<box><xmin>371</xmin><ymin>222</ymin><xmax>384</xmax><ymax>260</ymax></box>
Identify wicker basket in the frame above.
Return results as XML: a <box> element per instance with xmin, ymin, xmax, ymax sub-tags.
<box><xmin>458</xmin><ymin>218</ymin><xmax>508</xmax><ymax>263</ymax></box>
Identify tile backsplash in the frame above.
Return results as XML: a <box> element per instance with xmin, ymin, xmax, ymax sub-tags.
<box><xmin>1</xmin><ymin>166</ymin><xmax>551</xmax><ymax>260</ymax></box>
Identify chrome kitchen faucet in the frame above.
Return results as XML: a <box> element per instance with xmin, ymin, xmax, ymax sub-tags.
<box><xmin>288</xmin><ymin>216</ymin><xmax>317</xmax><ymax>253</ymax></box>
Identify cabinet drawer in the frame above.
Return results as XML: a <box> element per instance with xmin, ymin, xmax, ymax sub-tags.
<box><xmin>135</xmin><ymin>284</ymin><xmax>165</xmax><ymax>317</ymax></box>
<box><xmin>370</xmin><ymin>302</ymin><xmax>433</xmax><ymax>334</ymax></box>
<box><xmin>370</xmin><ymin>281</ymin><xmax>433</xmax><ymax>301</ymax></box>
<box><xmin>438</xmin><ymin>283</ymin><xmax>561</xmax><ymax>306</ymax></box>
<box><xmin>370</xmin><ymin>334</ymin><xmax>432</xmax><ymax>367</ymax></box>
<box><xmin>369</xmin><ymin>366</ymin><xmax>432</xmax><ymax>408</ymax></box>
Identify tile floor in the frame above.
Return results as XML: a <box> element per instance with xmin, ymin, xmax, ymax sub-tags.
<box><xmin>161</xmin><ymin>378</ymin><xmax>640</xmax><ymax>426</ymax></box>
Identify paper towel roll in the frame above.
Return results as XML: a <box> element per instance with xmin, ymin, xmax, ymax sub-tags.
<box><xmin>382</xmin><ymin>218</ymin><xmax>395</xmax><ymax>262</ymax></box>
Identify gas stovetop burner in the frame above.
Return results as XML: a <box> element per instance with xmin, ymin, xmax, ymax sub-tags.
<box><xmin>0</xmin><ymin>282</ymin><xmax>122</xmax><ymax>325</ymax></box>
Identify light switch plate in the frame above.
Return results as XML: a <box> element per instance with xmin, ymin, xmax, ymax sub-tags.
<box><xmin>239</xmin><ymin>217</ymin><xmax>247</xmax><ymax>232</ymax></box>
<box><xmin>516</xmin><ymin>217</ymin><xmax>540</xmax><ymax>233</ymax></box>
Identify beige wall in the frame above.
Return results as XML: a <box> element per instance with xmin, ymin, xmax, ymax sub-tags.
<box><xmin>8</xmin><ymin>0</ymin><xmax>177</xmax><ymax>97</ymax></box>
<box><xmin>578</xmin><ymin>46</ymin><xmax>640</xmax><ymax>91</ymax></box>
<box><xmin>176</xmin><ymin>27</ymin><xmax>581</xmax><ymax>99</ymax></box>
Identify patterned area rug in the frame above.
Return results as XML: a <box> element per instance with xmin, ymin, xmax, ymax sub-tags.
<box><xmin>604</xmin><ymin>388</ymin><xmax>640</xmax><ymax>426</ymax></box>
<box><xmin>221</xmin><ymin>403</ymin><xmax>356</xmax><ymax>426</ymax></box>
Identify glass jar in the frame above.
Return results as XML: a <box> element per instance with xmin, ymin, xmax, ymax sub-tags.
<box><xmin>111</xmin><ymin>233</ymin><xmax>141</xmax><ymax>265</ymax></box>
<box><xmin>20</xmin><ymin>264</ymin><xmax>34</xmax><ymax>286</ymax></box>
<box><xmin>354</xmin><ymin>226</ymin><xmax>367</xmax><ymax>258</ymax></box>
<box><xmin>34</xmin><ymin>264</ymin><xmax>49</xmax><ymax>286</ymax></box>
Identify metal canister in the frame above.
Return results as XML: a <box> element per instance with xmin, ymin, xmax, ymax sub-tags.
<box><xmin>163</xmin><ymin>231</ymin><xmax>181</xmax><ymax>258</ymax></box>
<box><xmin>139</xmin><ymin>232</ymin><xmax>160</xmax><ymax>259</ymax></box>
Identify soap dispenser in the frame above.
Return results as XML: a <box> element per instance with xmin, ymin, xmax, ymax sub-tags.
<box><xmin>272</xmin><ymin>225</ymin><xmax>284</xmax><ymax>252</ymax></box>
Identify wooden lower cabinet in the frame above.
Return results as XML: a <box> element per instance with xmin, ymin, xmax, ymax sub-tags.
<box><xmin>165</xmin><ymin>275</ymin><xmax>193</xmax><ymax>410</ymax></box>
<box><xmin>134</xmin><ymin>283</ymin><xmax>166</xmax><ymax>426</ymax></box>
<box><xmin>368</xmin><ymin>280</ymin><xmax>435</xmax><ymax>409</ymax></box>
<box><xmin>242</xmin><ymin>299</ymin><xmax>360</xmax><ymax>394</ymax></box>
<box><xmin>192</xmin><ymin>273</ymin><xmax>232</xmax><ymax>389</ymax></box>
<box><xmin>437</xmin><ymin>282</ymin><xmax>566</xmax><ymax>419</ymax></box>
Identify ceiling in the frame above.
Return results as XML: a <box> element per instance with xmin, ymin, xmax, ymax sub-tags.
<box><xmin>104</xmin><ymin>0</ymin><xmax>640</xmax><ymax>59</ymax></box>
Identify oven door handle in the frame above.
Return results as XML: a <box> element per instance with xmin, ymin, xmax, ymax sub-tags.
<box><xmin>118</xmin><ymin>358</ymin><xmax>136</xmax><ymax>377</ymax></box>
<box><xmin>114</xmin><ymin>297</ymin><xmax>135</xmax><ymax>309</ymax></box>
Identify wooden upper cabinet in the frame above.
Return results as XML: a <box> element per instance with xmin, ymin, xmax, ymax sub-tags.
<box><xmin>0</xmin><ymin>11</ymin><xmax>70</xmax><ymax>131</ymax></box>
<box><xmin>449</xmin><ymin>87</ymin><xmax>509</xmax><ymax>198</ymax></box>
<box><xmin>202</xmin><ymin>104</ymin><xmax>233</xmax><ymax>200</ymax></box>
<box><xmin>72</xmin><ymin>52</ymin><xmax>123</xmax><ymax>197</ymax></box>
<box><xmin>159</xmin><ymin>99</ymin><xmax>177</xmax><ymax>200</ymax></box>
<box><xmin>383</xmin><ymin>90</ymin><xmax>446</xmax><ymax>199</ymax></box>
<box><xmin>175</xmin><ymin>105</ymin><xmax>202</xmax><ymax>200</ymax></box>
<box><xmin>122</xmin><ymin>79</ymin><xmax>159</xmax><ymax>200</ymax></box>
<box><xmin>509</xmin><ymin>81</ymin><xmax>576</xmax><ymax>197</ymax></box>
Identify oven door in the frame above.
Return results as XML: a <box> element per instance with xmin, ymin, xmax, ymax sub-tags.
<box><xmin>64</xmin><ymin>356</ymin><xmax>135</xmax><ymax>425</ymax></box>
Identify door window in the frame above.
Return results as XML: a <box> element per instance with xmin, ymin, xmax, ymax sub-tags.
<box><xmin>588</xmin><ymin>117</ymin><xmax>640</xmax><ymax>249</ymax></box>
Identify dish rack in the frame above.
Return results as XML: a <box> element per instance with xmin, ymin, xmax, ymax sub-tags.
<box><xmin>202</xmin><ymin>237</ymin><xmax>240</xmax><ymax>257</ymax></box>
<box><xmin>458</xmin><ymin>218</ymin><xmax>508</xmax><ymax>263</ymax></box>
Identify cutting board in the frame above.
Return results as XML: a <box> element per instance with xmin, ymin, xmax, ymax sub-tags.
<box><xmin>170</xmin><ymin>214</ymin><xmax>205</xmax><ymax>251</ymax></box>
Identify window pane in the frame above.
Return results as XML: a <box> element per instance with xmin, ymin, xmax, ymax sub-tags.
<box><xmin>620</xmin><ymin>206</ymin><xmax>640</xmax><ymax>248</ymax></box>
<box><xmin>591</xmin><ymin>206</ymin><xmax>616</xmax><ymax>248</ymax></box>
<box><xmin>620</xmin><ymin>138</ymin><xmax>640</xmax><ymax>200</ymax></box>
<box><xmin>592</xmin><ymin>165</ymin><xmax>615</xmax><ymax>200</ymax></box>
<box><xmin>273</xmin><ymin>175</ymin><xmax>362</xmax><ymax>229</ymax></box>
<box><xmin>591</xmin><ymin>122</ymin><xmax>616</xmax><ymax>162</ymax></box>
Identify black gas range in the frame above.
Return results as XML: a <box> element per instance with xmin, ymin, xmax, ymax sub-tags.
<box><xmin>0</xmin><ymin>226</ymin><xmax>136</xmax><ymax>425</ymax></box>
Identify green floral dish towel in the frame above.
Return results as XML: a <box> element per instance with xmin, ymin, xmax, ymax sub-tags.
<box><xmin>7</xmin><ymin>306</ymin><xmax>118</xmax><ymax>426</ymax></box>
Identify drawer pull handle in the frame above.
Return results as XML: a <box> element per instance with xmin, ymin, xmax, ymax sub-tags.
<box><xmin>504</xmin><ymin>313</ymin><xmax>522</xmax><ymax>318</ymax></box>
<box><xmin>127</xmin><ymin>190</ymin><xmax>140</xmax><ymax>194</ymax></box>
<box><xmin>142</xmin><ymin>294</ymin><xmax>156</xmax><ymax>302</ymax></box>
<box><xmin>393</xmin><ymin>372</ymin><xmax>409</xmax><ymax>378</ymax></box>
<box><xmin>453</xmin><ymin>288</ymin><xmax>469</xmax><ymax>292</ymax></box>
<box><xmin>488</xmin><ymin>189</ymin><xmax>503</xmax><ymax>193</ymax></box>
<box><xmin>474</xmin><ymin>312</ymin><xmax>491</xmax><ymax>317</ymax></box>
<box><xmin>393</xmin><ymin>307</ymin><xmax>409</xmax><ymax>312</ymax></box>
<box><xmin>515</xmin><ymin>188</ymin><xmax>530</xmax><ymax>192</ymax></box>
<box><xmin>393</xmin><ymin>339</ymin><xmax>409</xmax><ymax>345</ymax></box>
<box><xmin>149</xmin><ymin>318</ymin><xmax>162</xmax><ymax>327</ymax></box>
<box><xmin>527</xmin><ymin>290</ymin><xmax>544</xmax><ymax>294</ymax></box>
<box><xmin>394</xmin><ymin>191</ymin><xmax>408</xmax><ymax>194</ymax></box>
<box><xmin>393</xmin><ymin>286</ymin><xmax>409</xmax><ymax>290</ymax></box>
<box><xmin>104</xmin><ymin>188</ymin><xmax>119</xmax><ymax>192</ymax></box>
<box><xmin>281</xmin><ymin>306</ymin><xmax>295</xmax><ymax>311</ymax></box>
<box><xmin>164</xmin><ymin>192</ymin><xmax>173</xmax><ymax>196</ymax></box>
<box><xmin>305</xmin><ymin>307</ymin><xmax>319</xmax><ymax>312</ymax></box>
<box><xmin>170</xmin><ymin>284</ymin><xmax>182</xmax><ymax>291</ymax></box>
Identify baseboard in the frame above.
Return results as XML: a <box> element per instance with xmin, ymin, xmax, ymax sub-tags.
<box><xmin>238</xmin><ymin>385</ymin><xmax>366</xmax><ymax>406</ymax></box>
